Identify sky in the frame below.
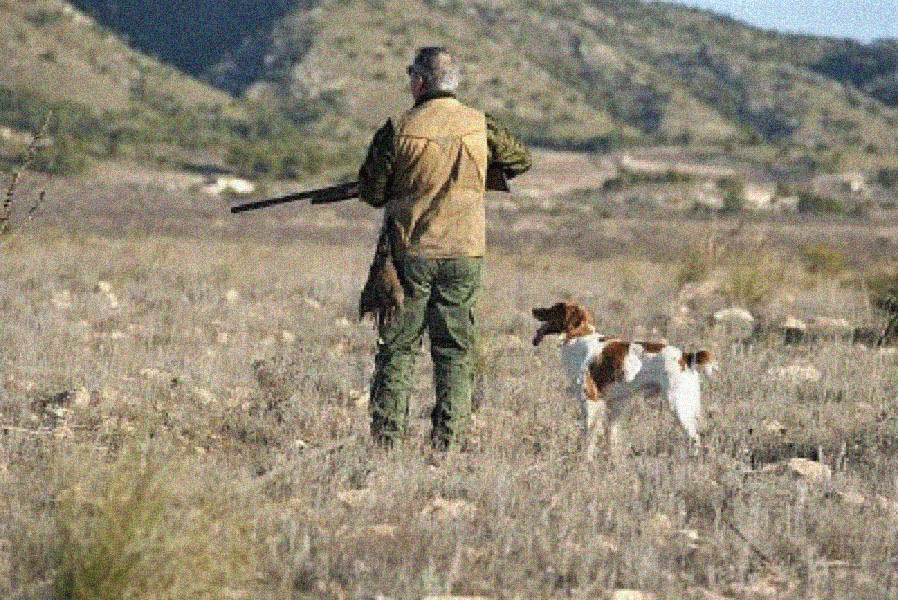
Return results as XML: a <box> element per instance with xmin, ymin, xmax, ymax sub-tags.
<box><xmin>670</xmin><ymin>0</ymin><xmax>898</xmax><ymax>43</ymax></box>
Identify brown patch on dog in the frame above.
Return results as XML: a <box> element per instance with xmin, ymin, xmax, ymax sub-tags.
<box><xmin>588</xmin><ymin>341</ymin><xmax>631</xmax><ymax>389</ymax></box>
<box><xmin>680</xmin><ymin>350</ymin><xmax>711</xmax><ymax>370</ymax></box>
<box><xmin>583</xmin><ymin>369</ymin><xmax>600</xmax><ymax>400</ymax></box>
<box><xmin>636</xmin><ymin>341</ymin><xmax>666</xmax><ymax>353</ymax></box>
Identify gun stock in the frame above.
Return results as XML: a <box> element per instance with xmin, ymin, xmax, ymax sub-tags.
<box><xmin>230</xmin><ymin>181</ymin><xmax>359</xmax><ymax>214</ymax></box>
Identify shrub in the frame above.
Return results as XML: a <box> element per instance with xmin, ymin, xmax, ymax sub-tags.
<box><xmin>720</xmin><ymin>245</ymin><xmax>785</xmax><ymax>310</ymax></box>
<box><xmin>717</xmin><ymin>176</ymin><xmax>744</xmax><ymax>213</ymax></box>
<box><xmin>876</xmin><ymin>168</ymin><xmax>898</xmax><ymax>188</ymax></box>
<box><xmin>797</xmin><ymin>192</ymin><xmax>846</xmax><ymax>214</ymax></box>
<box><xmin>801</xmin><ymin>244</ymin><xmax>846</xmax><ymax>278</ymax></box>
<box><xmin>226</xmin><ymin>132</ymin><xmax>357</xmax><ymax>179</ymax></box>
<box><xmin>23</xmin><ymin>9</ymin><xmax>63</xmax><ymax>28</ymax></box>
<box><xmin>54</xmin><ymin>441</ymin><xmax>260</xmax><ymax>600</ymax></box>
<box><xmin>676</xmin><ymin>246</ymin><xmax>713</xmax><ymax>287</ymax></box>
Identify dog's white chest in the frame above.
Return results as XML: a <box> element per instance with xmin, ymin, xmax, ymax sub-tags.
<box><xmin>559</xmin><ymin>334</ymin><xmax>605</xmax><ymax>391</ymax></box>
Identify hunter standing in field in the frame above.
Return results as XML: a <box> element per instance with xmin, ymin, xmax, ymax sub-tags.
<box><xmin>357</xmin><ymin>46</ymin><xmax>532</xmax><ymax>451</ymax></box>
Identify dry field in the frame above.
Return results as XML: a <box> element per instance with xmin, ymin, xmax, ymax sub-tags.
<box><xmin>2</xmin><ymin>170</ymin><xmax>898</xmax><ymax>600</ymax></box>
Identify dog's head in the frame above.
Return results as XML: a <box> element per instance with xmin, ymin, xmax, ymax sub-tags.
<box><xmin>532</xmin><ymin>301</ymin><xmax>594</xmax><ymax>346</ymax></box>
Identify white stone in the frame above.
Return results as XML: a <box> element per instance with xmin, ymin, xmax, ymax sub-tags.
<box><xmin>830</xmin><ymin>489</ymin><xmax>866</xmax><ymax>506</ymax></box>
<box><xmin>764</xmin><ymin>457</ymin><xmax>831</xmax><ymax>481</ymax></box>
<box><xmin>772</xmin><ymin>363</ymin><xmax>822</xmax><ymax>383</ymax></box>
<box><xmin>52</xmin><ymin>290</ymin><xmax>73</xmax><ymax>309</ymax></box>
<box><xmin>764</xmin><ymin>420</ymin><xmax>787</xmax><ymax>435</ymax></box>
<box><xmin>419</xmin><ymin>498</ymin><xmax>477</xmax><ymax>522</ymax></box>
<box><xmin>337</xmin><ymin>489</ymin><xmax>375</xmax><ymax>508</ymax></box>
<box><xmin>72</xmin><ymin>387</ymin><xmax>91</xmax><ymax>408</ymax></box>
<box><xmin>610</xmin><ymin>591</ymin><xmax>657</xmax><ymax>600</ymax></box>
<box><xmin>201</xmin><ymin>176</ymin><xmax>256</xmax><ymax>196</ymax></box>
<box><xmin>104</xmin><ymin>292</ymin><xmax>120</xmax><ymax>309</ymax></box>
<box><xmin>347</xmin><ymin>389</ymin><xmax>369</xmax><ymax>408</ymax></box>
<box><xmin>779</xmin><ymin>315</ymin><xmax>807</xmax><ymax>331</ymax></box>
<box><xmin>713</xmin><ymin>306</ymin><xmax>754</xmax><ymax>323</ymax></box>
<box><xmin>193</xmin><ymin>388</ymin><xmax>216</xmax><ymax>405</ymax></box>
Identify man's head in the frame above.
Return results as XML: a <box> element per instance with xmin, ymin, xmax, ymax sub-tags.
<box><xmin>407</xmin><ymin>46</ymin><xmax>460</xmax><ymax>99</ymax></box>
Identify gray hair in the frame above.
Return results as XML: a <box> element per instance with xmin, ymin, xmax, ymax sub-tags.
<box><xmin>407</xmin><ymin>47</ymin><xmax>460</xmax><ymax>93</ymax></box>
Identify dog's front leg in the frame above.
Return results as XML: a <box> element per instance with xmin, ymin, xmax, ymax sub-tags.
<box><xmin>581</xmin><ymin>378</ymin><xmax>606</xmax><ymax>461</ymax></box>
<box><xmin>583</xmin><ymin>398</ymin><xmax>606</xmax><ymax>460</ymax></box>
<box><xmin>603</xmin><ymin>388</ymin><xmax>630</xmax><ymax>464</ymax></box>
<box><xmin>667</xmin><ymin>387</ymin><xmax>701</xmax><ymax>443</ymax></box>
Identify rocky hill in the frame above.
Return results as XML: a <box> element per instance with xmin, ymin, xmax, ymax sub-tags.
<box><xmin>3</xmin><ymin>0</ymin><xmax>898</xmax><ymax>182</ymax></box>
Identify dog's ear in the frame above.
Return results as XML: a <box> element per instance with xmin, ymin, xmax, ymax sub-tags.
<box><xmin>564</xmin><ymin>303</ymin><xmax>592</xmax><ymax>337</ymax></box>
<box><xmin>689</xmin><ymin>350</ymin><xmax>711</xmax><ymax>366</ymax></box>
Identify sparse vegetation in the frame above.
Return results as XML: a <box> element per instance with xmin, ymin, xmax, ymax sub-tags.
<box><xmin>3</xmin><ymin>0</ymin><xmax>898</xmax><ymax>597</ymax></box>
<box><xmin>2</xmin><ymin>197</ymin><xmax>898</xmax><ymax>598</ymax></box>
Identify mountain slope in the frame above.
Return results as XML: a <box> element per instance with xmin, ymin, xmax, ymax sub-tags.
<box><xmin>230</xmin><ymin>0</ymin><xmax>898</xmax><ymax>172</ymax></box>
<box><xmin>3</xmin><ymin>0</ymin><xmax>898</xmax><ymax>179</ymax></box>
<box><xmin>0</xmin><ymin>0</ymin><xmax>255</xmax><ymax>174</ymax></box>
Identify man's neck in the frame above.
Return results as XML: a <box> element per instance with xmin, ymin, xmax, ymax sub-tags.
<box><xmin>413</xmin><ymin>90</ymin><xmax>456</xmax><ymax>107</ymax></box>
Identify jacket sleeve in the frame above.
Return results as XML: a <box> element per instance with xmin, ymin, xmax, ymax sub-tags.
<box><xmin>486</xmin><ymin>114</ymin><xmax>532</xmax><ymax>180</ymax></box>
<box><xmin>358</xmin><ymin>120</ymin><xmax>396</xmax><ymax>208</ymax></box>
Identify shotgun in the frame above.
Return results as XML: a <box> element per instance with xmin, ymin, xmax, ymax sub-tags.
<box><xmin>229</xmin><ymin>164</ymin><xmax>510</xmax><ymax>214</ymax></box>
<box><xmin>230</xmin><ymin>180</ymin><xmax>359</xmax><ymax>213</ymax></box>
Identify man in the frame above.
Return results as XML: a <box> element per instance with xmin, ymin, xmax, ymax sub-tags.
<box><xmin>358</xmin><ymin>46</ymin><xmax>531</xmax><ymax>451</ymax></box>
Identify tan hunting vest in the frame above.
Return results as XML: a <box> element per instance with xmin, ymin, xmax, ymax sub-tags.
<box><xmin>387</xmin><ymin>97</ymin><xmax>488</xmax><ymax>258</ymax></box>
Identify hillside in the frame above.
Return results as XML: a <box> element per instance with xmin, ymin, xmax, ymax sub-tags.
<box><xmin>0</xmin><ymin>0</ymin><xmax>351</xmax><ymax>180</ymax></box>
<box><xmin>0</xmin><ymin>0</ymin><xmax>251</xmax><ymax>172</ymax></box>
<box><xmin>2</xmin><ymin>0</ymin><xmax>898</xmax><ymax>185</ymax></box>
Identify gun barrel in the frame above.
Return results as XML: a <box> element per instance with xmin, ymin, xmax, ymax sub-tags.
<box><xmin>230</xmin><ymin>181</ymin><xmax>359</xmax><ymax>213</ymax></box>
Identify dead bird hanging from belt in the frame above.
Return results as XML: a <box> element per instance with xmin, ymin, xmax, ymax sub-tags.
<box><xmin>358</xmin><ymin>219</ymin><xmax>404</xmax><ymax>330</ymax></box>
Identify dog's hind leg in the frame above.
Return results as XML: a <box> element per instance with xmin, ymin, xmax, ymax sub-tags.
<box><xmin>667</xmin><ymin>387</ymin><xmax>701</xmax><ymax>452</ymax></box>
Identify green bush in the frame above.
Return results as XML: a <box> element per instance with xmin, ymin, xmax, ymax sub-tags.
<box><xmin>718</xmin><ymin>176</ymin><xmax>744</xmax><ymax>213</ymax></box>
<box><xmin>226</xmin><ymin>130</ymin><xmax>357</xmax><ymax>179</ymax></box>
<box><xmin>28</xmin><ymin>134</ymin><xmax>91</xmax><ymax>175</ymax></box>
<box><xmin>797</xmin><ymin>192</ymin><xmax>847</xmax><ymax>214</ymax></box>
<box><xmin>876</xmin><ymin>168</ymin><xmax>898</xmax><ymax>188</ymax></box>
<box><xmin>23</xmin><ymin>9</ymin><xmax>63</xmax><ymax>27</ymax></box>
<box><xmin>801</xmin><ymin>244</ymin><xmax>846</xmax><ymax>278</ymax></box>
<box><xmin>723</xmin><ymin>251</ymin><xmax>785</xmax><ymax>309</ymax></box>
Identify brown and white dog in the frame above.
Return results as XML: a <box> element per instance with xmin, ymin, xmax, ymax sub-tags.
<box><xmin>533</xmin><ymin>301</ymin><xmax>714</xmax><ymax>458</ymax></box>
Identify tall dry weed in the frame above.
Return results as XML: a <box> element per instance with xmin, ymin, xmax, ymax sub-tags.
<box><xmin>1</xmin><ymin>112</ymin><xmax>52</xmax><ymax>235</ymax></box>
<box><xmin>53</xmin><ymin>438</ymin><xmax>260</xmax><ymax>600</ymax></box>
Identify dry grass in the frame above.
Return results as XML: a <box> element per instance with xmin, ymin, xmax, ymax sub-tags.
<box><xmin>1</xmin><ymin>203</ymin><xmax>897</xmax><ymax>599</ymax></box>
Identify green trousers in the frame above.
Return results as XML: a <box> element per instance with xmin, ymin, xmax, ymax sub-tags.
<box><xmin>369</xmin><ymin>255</ymin><xmax>481</xmax><ymax>449</ymax></box>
